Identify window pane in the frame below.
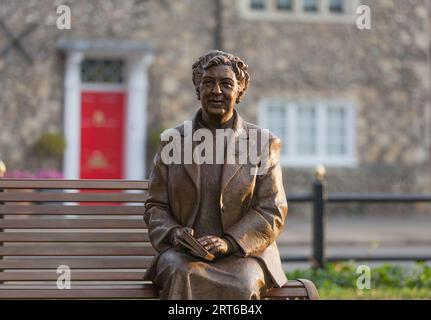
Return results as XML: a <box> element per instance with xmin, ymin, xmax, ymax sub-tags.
<box><xmin>277</xmin><ymin>0</ymin><xmax>293</xmax><ymax>11</ymax></box>
<box><xmin>326</xmin><ymin>107</ymin><xmax>347</xmax><ymax>155</ymax></box>
<box><xmin>296</xmin><ymin>106</ymin><xmax>316</xmax><ymax>155</ymax></box>
<box><xmin>250</xmin><ymin>0</ymin><xmax>266</xmax><ymax>10</ymax></box>
<box><xmin>81</xmin><ymin>59</ymin><xmax>124</xmax><ymax>83</ymax></box>
<box><xmin>329</xmin><ymin>0</ymin><xmax>344</xmax><ymax>13</ymax></box>
<box><xmin>303</xmin><ymin>0</ymin><xmax>319</xmax><ymax>12</ymax></box>
<box><xmin>267</xmin><ymin>103</ymin><xmax>287</xmax><ymax>153</ymax></box>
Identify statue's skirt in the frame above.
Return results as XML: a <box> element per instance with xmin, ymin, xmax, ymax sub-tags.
<box><xmin>152</xmin><ymin>248</ymin><xmax>272</xmax><ymax>300</ymax></box>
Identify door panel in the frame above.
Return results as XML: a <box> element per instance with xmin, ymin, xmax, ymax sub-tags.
<box><xmin>80</xmin><ymin>91</ymin><xmax>125</xmax><ymax>179</ymax></box>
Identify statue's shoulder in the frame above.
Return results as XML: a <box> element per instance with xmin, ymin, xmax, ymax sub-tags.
<box><xmin>172</xmin><ymin>122</ymin><xmax>186</xmax><ymax>135</ymax></box>
<box><xmin>243</xmin><ymin>121</ymin><xmax>281</xmax><ymax>145</ymax></box>
<box><xmin>160</xmin><ymin>121</ymin><xmax>189</xmax><ymax>139</ymax></box>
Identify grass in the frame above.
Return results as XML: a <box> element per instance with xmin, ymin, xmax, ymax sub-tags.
<box><xmin>318</xmin><ymin>287</ymin><xmax>431</xmax><ymax>300</ymax></box>
<box><xmin>285</xmin><ymin>261</ymin><xmax>431</xmax><ymax>300</ymax></box>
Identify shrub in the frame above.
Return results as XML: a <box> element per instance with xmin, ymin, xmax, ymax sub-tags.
<box><xmin>34</xmin><ymin>169</ymin><xmax>64</xmax><ymax>179</ymax></box>
<box><xmin>33</xmin><ymin>132</ymin><xmax>65</xmax><ymax>159</ymax></box>
<box><xmin>4</xmin><ymin>170</ymin><xmax>35</xmax><ymax>179</ymax></box>
<box><xmin>3</xmin><ymin>169</ymin><xmax>64</xmax><ymax>179</ymax></box>
<box><xmin>286</xmin><ymin>261</ymin><xmax>431</xmax><ymax>290</ymax></box>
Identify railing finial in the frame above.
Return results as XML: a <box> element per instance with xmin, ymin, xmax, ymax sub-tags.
<box><xmin>314</xmin><ymin>164</ymin><xmax>326</xmax><ymax>181</ymax></box>
<box><xmin>0</xmin><ymin>160</ymin><xmax>6</xmax><ymax>178</ymax></box>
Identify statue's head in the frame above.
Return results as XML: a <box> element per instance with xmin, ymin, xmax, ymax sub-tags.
<box><xmin>192</xmin><ymin>50</ymin><xmax>250</xmax><ymax>118</ymax></box>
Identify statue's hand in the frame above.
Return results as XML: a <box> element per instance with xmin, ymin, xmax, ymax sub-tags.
<box><xmin>170</xmin><ymin>227</ymin><xmax>194</xmax><ymax>248</ymax></box>
<box><xmin>197</xmin><ymin>235</ymin><xmax>229</xmax><ymax>256</ymax></box>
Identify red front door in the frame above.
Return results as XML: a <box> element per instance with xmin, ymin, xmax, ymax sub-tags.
<box><xmin>80</xmin><ymin>91</ymin><xmax>125</xmax><ymax>179</ymax></box>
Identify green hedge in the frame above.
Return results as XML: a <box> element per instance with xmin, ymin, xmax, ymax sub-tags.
<box><xmin>286</xmin><ymin>261</ymin><xmax>431</xmax><ymax>289</ymax></box>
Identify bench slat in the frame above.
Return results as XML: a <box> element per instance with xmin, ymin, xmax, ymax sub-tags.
<box><xmin>0</xmin><ymin>287</ymin><xmax>158</xmax><ymax>299</ymax></box>
<box><xmin>0</xmin><ymin>258</ymin><xmax>152</xmax><ymax>269</ymax></box>
<box><xmin>262</xmin><ymin>287</ymin><xmax>307</xmax><ymax>298</ymax></box>
<box><xmin>275</xmin><ymin>280</ymin><xmax>304</xmax><ymax>288</ymax></box>
<box><xmin>0</xmin><ymin>205</ymin><xmax>145</xmax><ymax>215</ymax></box>
<box><xmin>0</xmin><ymin>192</ymin><xmax>147</xmax><ymax>202</ymax></box>
<box><xmin>0</xmin><ymin>219</ymin><xmax>147</xmax><ymax>229</ymax></box>
<box><xmin>0</xmin><ymin>179</ymin><xmax>150</xmax><ymax>190</ymax></box>
<box><xmin>0</xmin><ymin>232</ymin><xmax>149</xmax><ymax>242</ymax></box>
<box><xmin>0</xmin><ymin>245</ymin><xmax>156</xmax><ymax>256</ymax></box>
<box><xmin>0</xmin><ymin>271</ymin><xmax>147</xmax><ymax>281</ymax></box>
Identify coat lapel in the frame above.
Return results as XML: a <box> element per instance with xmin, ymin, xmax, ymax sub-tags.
<box><xmin>221</xmin><ymin>112</ymin><xmax>249</xmax><ymax>195</ymax></box>
<box><xmin>177</xmin><ymin>111</ymin><xmax>201</xmax><ymax>192</ymax></box>
<box><xmin>184</xmin><ymin>160</ymin><xmax>200</xmax><ymax>227</ymax></box>
<box><xmin>179</xmin><ymin>112</ymin><xmax>201</xmax><ymax>227</ymax></box>
<box><xmin>182</xmin><ymin>144</ymin><xmax>201</xmax><ymax>194</ymax></box>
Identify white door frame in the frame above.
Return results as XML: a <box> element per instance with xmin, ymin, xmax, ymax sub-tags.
<box><xmin>62</xmin><ymin>49</ymin><xmax>153</xmax><ymax>180</ymax></box>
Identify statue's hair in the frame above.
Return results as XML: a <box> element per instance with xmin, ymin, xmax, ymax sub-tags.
<box><xmin>192</xmin><ymin>50</ymin><xmax>250</xmax><ymax>103</ymax></box>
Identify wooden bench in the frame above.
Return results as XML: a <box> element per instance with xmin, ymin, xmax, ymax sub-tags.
<box><xmin>0</xmin><ymin>179</ymin><xmax>319</xmax><ymax>300</ymax></box>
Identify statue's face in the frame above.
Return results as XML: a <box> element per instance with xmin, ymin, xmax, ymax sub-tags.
<box><xmin>199</xmin><ymin>64</ymin><xmax>240</xmax><ymax>118</ymax></box>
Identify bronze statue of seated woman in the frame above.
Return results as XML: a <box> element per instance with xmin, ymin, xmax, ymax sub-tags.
<box><xmin>144</xmin><ymin>50</ymin><xmax>288</xmax><ymax>300</ymax></box>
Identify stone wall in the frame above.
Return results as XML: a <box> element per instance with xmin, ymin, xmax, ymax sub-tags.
<box><xmin>0</xmin><ymin>0</ymin><xmax>430</xmax><ymax>210</ymax></box>
<box><xmin>221</xmin><ymin>0</ymin><xmax>431</xmax><ymax>201</ymax></box>
<box><xmin>0</xmin><ymin>0</ymin><xmax>217</xmax><ymax>171</ymax></box>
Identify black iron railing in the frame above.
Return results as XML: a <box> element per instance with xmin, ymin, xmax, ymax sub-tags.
<box><xmin>284</xmin><ymin>167</ymin><xmax>431</xmax><ymax>268</ymax></box>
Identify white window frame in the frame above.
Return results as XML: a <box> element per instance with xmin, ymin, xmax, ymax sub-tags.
<box><xmin>259</xmin><ymin>99</ymin><xmax>357</xmax><ymax>167</ymax></box>
<box><xmin>238</xmin><ymin>0</ymin><xmax>361</xmax><ymax>23</ymax></box>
